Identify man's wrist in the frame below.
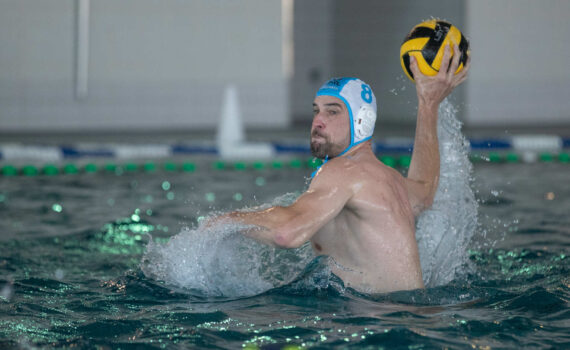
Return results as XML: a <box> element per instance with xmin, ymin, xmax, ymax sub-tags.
<box><xmin>418</xmin><ymin>100</ymin><xmax>439</xmax><ymax>115</ymax></box>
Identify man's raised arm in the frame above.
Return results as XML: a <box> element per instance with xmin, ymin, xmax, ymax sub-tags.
<box><xmin>405</xmin><ymin>44</ymin><xmax>470</xmax><ymax>215</ymax></box>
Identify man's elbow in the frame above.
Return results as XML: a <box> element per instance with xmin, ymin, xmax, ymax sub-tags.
<box><xmin>269</xmin><ymin>209</ymin><xmax>308</xmax><ymax>248</ymax></box>
<box><xmin>412</xmin><ymin>193</ymin><xmax>435</xmax><ymax>216</ymax></box>
<box><xmin>423</xmin><ymin>195</ymin><xmax>434</xmax><ymax>209</ymax></box>
<box><xmin>273</xmin><ymin>230</ymin><xmax>305</xmax><ymax>249</ymax></box>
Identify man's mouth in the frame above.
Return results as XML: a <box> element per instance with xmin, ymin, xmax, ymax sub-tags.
<box><xmin>311</xmin><ymin>130</ymin><xmax>326</xmax><ymax>139</ymax></box>
<box><xmin>311</xmin><ymin>136</ymin><xmax>325</xmax><ymax>145</ymax></box>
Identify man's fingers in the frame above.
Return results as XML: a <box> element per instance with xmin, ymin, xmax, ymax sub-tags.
<box><xmin>455</xmin><ymin>55</ymin><xmax>470</xmax><ymax>80</ymax></box>
<box><xmin>408</xmin><ymin>55</ymin><xmax>421</xmax><ymax>79</ymax></box>
<box><xmin>452</xmin><ymin>55</ymin><xmax>470</xmax><ymax>87</ymax></box>
<box><xmin>448</xmin><ymin>44</ymin><xmax>461</xmax><ymax>77</ymax></box>
<box><xmin>462</xmin><ymin>55</ymin><xmax>471</xmax><ymax>73</ymax></box>
<box><xmin>438</xmin><ymin>44</ymin><xmax>451</xmax><ymax>75</ymax></box>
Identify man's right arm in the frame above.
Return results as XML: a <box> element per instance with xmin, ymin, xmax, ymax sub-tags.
<box><xmin>209</xmin><ymin>161</ymin><xmax>353</xmax><ymax>248</ymax></box>
<box><xmin>405</xmin><ymin>44</ymin><xmax>470</xmax><ymax>216</ymax></box>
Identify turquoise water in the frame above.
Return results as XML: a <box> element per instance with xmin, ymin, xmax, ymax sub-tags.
<box><xmin>0</xmin><ymin>159</ymin><xmax>568</xmax><ymax>349</ymax></box>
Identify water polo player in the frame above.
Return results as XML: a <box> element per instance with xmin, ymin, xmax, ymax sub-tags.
<box><xmin>214</xmin><ymin>44</ymin><xmax>470</xmax><ymax>293</ymax></box>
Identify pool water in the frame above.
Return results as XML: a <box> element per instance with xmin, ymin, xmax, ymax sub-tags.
<box><xmin>0</xmin><ymin>100</ymin><xmax>568</xmax><ymax>349</ymax></box>
<box><xmin>0</xmin><ymin>155</ymin><xmax>568</xmax><ymax>349</ymax></box>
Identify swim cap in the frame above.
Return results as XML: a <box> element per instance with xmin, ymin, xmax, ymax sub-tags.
<box><xmin>316</xmin><ymin>77</ymin><xmax>377</xmax><ymax>156</ymax></box>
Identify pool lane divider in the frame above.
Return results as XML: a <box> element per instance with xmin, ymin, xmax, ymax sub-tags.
<box><xmin>2</xmin><ymin>152</ymin><xmax>570</xmax><ymax>177</ymax></box>
<box><xmin>0</xmin><ymin>135</ymin><xmax>569</xmax><ymax>161</ymax></box>
<box><xmin>1</xmin><ymin>135</ymin><xmax>569</xmax><ymax>177</ymax></box>
<box><xmin>0</xmin><ymin>159</ymin><xmax>318</xmax><ymax>177</ymax></box>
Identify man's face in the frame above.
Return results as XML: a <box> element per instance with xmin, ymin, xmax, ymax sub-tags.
<box><xmin>310</xmin><ymin>95</ymin><xmax>351</xmax><ymax>159</ymax></box>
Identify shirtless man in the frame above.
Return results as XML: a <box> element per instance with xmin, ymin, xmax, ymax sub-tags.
<box><xmin>220</xmin><ymin>44</ymin><xmax>469</xmax><ymax>293</ymax></box>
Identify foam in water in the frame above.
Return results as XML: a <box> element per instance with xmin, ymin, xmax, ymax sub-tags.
<box><xmin>142</xmin><ymin>99</ymin><xmax>478</xmax><ymax>296</ymax></box>
<box><xmin>141</xmin><ymin>194</ymin><xmax>314</xmax><ymax>298</ymax></box>
<box><xmin>415</xmin><ymin>99</ymin><xmax>478</xmax><ymax>287</ymax></box>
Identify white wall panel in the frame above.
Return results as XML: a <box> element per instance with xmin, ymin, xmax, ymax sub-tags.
<box><xmin>465</xmin><ymin>0</ymin><xmax>570</xmax><ymax>126</ymax></box>
<box><xmin>0</xmin><ymin>0</ymin><xmax>288</xmax><ymax>132</ymax></box>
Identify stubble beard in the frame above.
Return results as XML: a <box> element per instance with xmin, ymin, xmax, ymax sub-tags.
<box><xmin>310</xmin><ymin>130</ymin><xmax>340</xmax><ymax>159</ymax></box>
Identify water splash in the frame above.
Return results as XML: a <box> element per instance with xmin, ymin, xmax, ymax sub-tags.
<box><xmin>141</xmin><ymin>194</ymin><xmax>314</xmax><ymax>298</ymax></box>
<box><xmin>415</xmin><ymin>99</ymin><xmax>478</xmax><ymax>287</ymax></box>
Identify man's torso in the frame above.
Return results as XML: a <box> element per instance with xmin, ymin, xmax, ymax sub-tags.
<box><xmin>310</xmin><ymin>155</ymin><xmax>424</xmax><ymax>293</ymax></box>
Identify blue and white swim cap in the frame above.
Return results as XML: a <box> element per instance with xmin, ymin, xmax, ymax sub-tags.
<box><xmin>316</xmin><ymin>77</ymin><xmax>377</xmax><ymax>156</ymax></box>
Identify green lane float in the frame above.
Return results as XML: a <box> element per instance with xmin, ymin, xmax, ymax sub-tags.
<box><xmin>1</xmin><ymin>165</ymin><xmax>18</xmax><ymax>176</ymax></box>
<box><xmin>307</xmin><ymin>158</ymin><xmax>322</xmax><ymax>169</ymax></box>
<box><xmin>559</xmin><ymin>153</ymin><xmax>570</xmax><ymax>163</ymax></box>
<box><xmin>22</xmin><ymin>165</ymin><xmax>39</xmax><ymax>176</ymax></box>
<box><xmin>84</xmin><ymin>163</ymin><xmax>98</xmax><ymax>173</ymax></box>
<box><xmin>539</xmin><ymin>153</ymin><xmax>554</xmax><ymax>162</ymax></box>
<box><xmin>380</xmin><ymin>156</ymin><xmax>396</xmax><ymax>168</ymax></box>
<box><xmin>488</xmin><ymin>153</ymin><xmax>502</xmax><ymax>163</ymax></box>
<box><xmin>182</xmin><ymin>162</ymin><xmax>196</xmax><ymax>172</ymax></box>
<box><xmin>104</xmin><ymin>163</ymin><xmax>118</xmax><ymax>173</ymax></box>
<box><xmin>213</xmin><ymin>161</ymin><xmax>225</xmax><ymax>170</ymax></box>
<box><xmin>399</xmin><ymin>155</ymin><xmax>411</xmax><ymax>168</ymax></box>
<box><xmin>505</xmin><ymin>153</ymin><xmax>519</xmax><ymax>163</ymax></box>
<box><xmin>143</xmin><ymin>162</ymin><xmax>157</xmax><ymax>172</ymax></box>
<box><xmin>43</xmin><ymin>164</ymin><xmax>60</xmax><ymax>176</ymax></box>
<box><xmin>63</xmin><ymin>164</ymin><xmax>79</xmax><ymax>174</ymax></box>
<box><xmin>289</xmin><ymin>159</ymin><xmax>302</xmax><ymax>169</ymax></box>
<box><xmin>164</xmin><ymin>162</ymin><xmax>178</xmax><ymax>172</ymax></box>
<box><xmin>252</xmin><ymin>161</ymin><xmax>265</xmax><ymax>170</ymax></box>
<box><xmin>124</xmin><ymin>163</ymin><xmax>138</xmax><ymax>172</ymax></box>
<box><xmin>271</xmin><ymin>160</ymin><xmax>283</xmax><ymax>169</ymax></box>
<box><xmin>469</xmin><ymin>153</ymin><xmax>484</xmax><ymax>163</ymax></box>
<box><xmin>234</xmin><ymin>162</ymin><xmax>247</xmax><ymax>171</ymax></box>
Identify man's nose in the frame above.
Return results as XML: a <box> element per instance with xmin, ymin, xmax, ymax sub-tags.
<box><xmin>312</xmin><ymin>112</ymin><xmax>325</xmax><ymax>129</ymax></box>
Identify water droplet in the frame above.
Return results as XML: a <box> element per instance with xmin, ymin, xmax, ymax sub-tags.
<box><xmin>0</xmin><ymin>284</ymin><xmax>13</xmax><ymax>301</ymax></box>
<box><xmin>166</xmin><ymin>192</ymin><xmax>175</xmax><ymax>200</ymax></box>
<box><xmin>162</xmin><ymin>181</ymin><xmax>171</xmax><ymax>191</ymax></box>
<box><xmin>52</xmin><ymin>204</ymin><xmax>63</xmax><ymax>213</ymax></box>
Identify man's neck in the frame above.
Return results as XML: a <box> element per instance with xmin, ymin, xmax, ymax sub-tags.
<box><xmin>339</xmin><ymin>141</ymin><xmax>373</xmax><ymax>159</ymax></box>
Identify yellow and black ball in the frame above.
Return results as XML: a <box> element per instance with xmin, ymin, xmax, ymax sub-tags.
<box><xmin>400</xmin><ymin>19</ymin><xmax>470</xmax><ymax>82</ymax></box>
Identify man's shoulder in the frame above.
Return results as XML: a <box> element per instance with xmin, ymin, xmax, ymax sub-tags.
<box><xmin>320</xmin><ymin>155</ymin><xmax>404</xmax><ymax>186</ymax></box>
<box><xmin>321</xmin><ymin>156</ymin><xmax>359</xmax><ymax>175</ymax></box>
<box><xmin>315</xmin><ymin>155</ymin><xmax>382</xmax><ymax>182</ymax></box>
<box><xmin>311</xmin><ymin>157</ymin><xmax>356</xmax><ymax>185</ymax></box>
